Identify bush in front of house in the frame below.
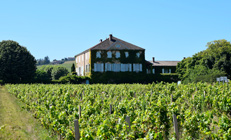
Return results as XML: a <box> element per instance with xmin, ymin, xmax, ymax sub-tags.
<box><xmin>58</xmin><ymin>75</ymin><xmax>90</xmax><ymax>84</ymax></box>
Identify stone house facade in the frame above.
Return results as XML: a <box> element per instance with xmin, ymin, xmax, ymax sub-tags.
<box><xmin>75</xmin><ymin>34</ymin><xmax>146</xmax><ymax>76</ymax></box>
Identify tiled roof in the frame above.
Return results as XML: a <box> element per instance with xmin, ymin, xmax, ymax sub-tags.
<box><xmin>148</xmin><ymin>61</ymin><xmax>180</xmax><ymax>66</ymax></box>
<box><xmin>75</xmin><ymin>35</ymin><xmax>144</xmax><ymax>57</ymax></box>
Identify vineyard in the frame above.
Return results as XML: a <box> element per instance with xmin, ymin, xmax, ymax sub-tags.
<box><xmin>5</xmin><ymin>83</ymin><xmax>231</xmax><ymax>139</ymax></box>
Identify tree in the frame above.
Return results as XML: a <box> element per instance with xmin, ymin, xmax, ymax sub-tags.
<box><xmin>176</xmin><ymin>39</ymin><xmax>231</xmax><ymax>83</ymax></box>
<box><xmin>34</xmin><ymin>70</ymin><xmax>51</xmax><ymax>83</ymax></box>
<box><xmin>0</xmin><ymin>40</ymin><xmax>36</xmax><ymax>83</ymax></box>
<box><xmin>71</xmin><ymin>63</ymin><xmax>75</xmax><ymax>73</ymax></box>
<box><xmin>51</xmin><ymin>66</ymin><xmax>69</xmax><ymax>80</ymax></box>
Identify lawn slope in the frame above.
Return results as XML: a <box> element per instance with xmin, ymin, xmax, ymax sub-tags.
<box><xmin>0</xmin><ymin>86</ymin><xmax>57</xmax><ymax>140</ymax></box>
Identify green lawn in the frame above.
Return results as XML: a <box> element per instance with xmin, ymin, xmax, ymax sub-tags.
<box><xmin>37</xmin><ymin>61</ymin><xmax>75</xmax><ymax>72</ymax></box>
<box><xmin>0</xmin><ymin>86</ymin><xmax>58</xmax><ymax>140</ymax></box>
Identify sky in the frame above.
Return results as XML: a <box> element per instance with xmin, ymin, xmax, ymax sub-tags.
<box><xmin>1</xmin><ymin>0</ymin><xmax>231</xmax><ymax>61</ymax></box>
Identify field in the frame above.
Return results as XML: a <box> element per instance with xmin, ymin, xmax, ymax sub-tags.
<box><xmin>5</xmin><ymin>83</ymin><xmax>231</xmax><ymax>139</ymax></box>
<box><xmin>37</xmin><ymin>61</ymin><xmax>75</xmax><ymax>72</ymax></box>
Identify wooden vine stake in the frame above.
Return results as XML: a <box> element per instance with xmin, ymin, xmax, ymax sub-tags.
<box><xmin>171</xmin><ymin>94</ymin><xmax>179</xmax><ymax>140</ymax></box>
<box><xmin>79</xmin><ymin>105</ymin><xmax>81</xmax><ymax>119</ymax></box>
<box><xmin>74</xmin><ymin>119</ymin><xmax>80</xmax><ymax>140</ymax></box>
<box><xmin>125</xmin><ymin>116</ymin><xmax>131</xmax><ymax>133</ymax></box>
<box><xmin>110</xmin><ymin>104</ymin><xmax>112</xmax><ymax>114</ymax></box>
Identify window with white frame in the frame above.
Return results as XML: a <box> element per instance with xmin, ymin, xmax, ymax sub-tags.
<box><xmin>76</xmin><ymin>57</ymin><xmax>78</xmax><ymax>63</ymax></box>
<box><xmin>152</xmin><ymin>68</ymin><xmax>155</xmax><ymax>74</ymax></box>
<box><xmin>115</xmin><ymin>51</ymin><xmax>120</xmax><ymax>58</ymax></box>
<box><xmin>133</xmin><ymin>63</ymin><xmax>142</xmax><ymax>72</ymax></box>
<box><xmin>105</xmin><ymin>63</ymin><xmax>112</xmax><ymax>71</ymax></box>
<box><xmin>94</xmin><ymin>63</ymin><xmax>104</xmax><ymax>72</ymax></box>
<box><xmin>136</xmin><ymin>52</ymin><xmax>140</xmax><ymax>58</ymax></box>
<box><xmin>96</xmin><ymin>51</ymin><xmax>101</xmax><ymax>58</ymax></box>
<box><xmin>162</xmin><ymin>68</ymin><xmax>171</xmax><ymax>73</ymax></box>
<box><xmin>125</xmin><ymin>52</ymin><xmax>129</xmax><ymax>58</ymax></box>
<box><xmin>121</xmin><ymin>64</ymin><xmax>126</xmax><ymax>72</ymax></box>
<box><xmin>85</xmin><ymin>53</ymin><xmax>88</xmax><ymax>60</ymax></box>
<box><xmin>85</xmin><ymin>64</ymin><xmax>90</xmax><ymax>72</ymax></box>
<box><xmin>125</xmin><ymin>64</ymin><xmax>132</xmax><ymax>71</ymax></box>
<box><xmin>79</xmin><ymin>56</ymin><xmax>80</xmax><ymax>62</ymax></box>
<box><xmin>82</xmin><ymin>55</ymin><xmax>84</xmax><ymax>61</ymax></box>
<box><xmin>112</xmin><ymin>63</ymin><xmax>120</xmax><ymax>72</ymax></box>
<box><xmin>107</xmin><ymin>51</ymin><xmax>112</xmax><ymax>58</ymax></box>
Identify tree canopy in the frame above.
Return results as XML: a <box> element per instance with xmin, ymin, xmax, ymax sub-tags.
<box><xmin>176</xmin><ymin>39</ymin><xmax>231</xmax><ymax>83</ymax></box>
<box><xmin>0</xmin><ymin>40</ymin><xmax>36</xmax><ymax>83</ymax></box>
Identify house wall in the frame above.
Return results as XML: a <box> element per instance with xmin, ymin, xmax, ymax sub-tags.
<box><xmin>90</xmin><ymin>49</ymin><xmax>146</xmax><ymax>73</ymax></box>
<box><xmin>75</xmin><ymin>51</ymin><xmax>90</xmax><ymax>76</ymax></box>
<box><xmin>152</xmin><ymin>66</ymin><xmax>177</xmax><ymax>74</ymax></box>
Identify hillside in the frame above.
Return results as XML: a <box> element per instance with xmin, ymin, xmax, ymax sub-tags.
<box><xmin>37</xmin><ymin>61</ymin><xmax>75</xmax><ymax>72</ymax></box>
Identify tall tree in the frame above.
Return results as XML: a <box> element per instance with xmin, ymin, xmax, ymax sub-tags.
<box><xmin>176</xmin><ymin>39</ymin><xmax>231</xmax><ymax>83</ymax></box>
<box><xmin>71</xmin><ymin>63</ymin><xmax>75</xmax><ymax>73</ymax></box>
<box><xmin>0</xmin><ymin>40</ymin><xmax>36</xmax><ymax>83</ymax></box>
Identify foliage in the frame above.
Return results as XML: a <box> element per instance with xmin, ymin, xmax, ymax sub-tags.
<box><xmin>71</xmin><ymin>63</ymin><xmax>75</xmax><ymax>73</ymax></box>
<box><xmin>34</xmin><ymin>70</ymin><xmax>51</xmax><ymax>83</ymax></box>
<box><xmin>0</xmin><ymin>40</ymin><xmax>36</xmax><ymax>83</ymax></box>
<box><xmin>91</xmin><ymin>72</ymin><xmax>178</xmax><ymax>83</ymax></box>
<box><xmin>37</xmin><ymin>56</ymin><xmax>50</xmax><ymax>65</ymax></box>
<box><xmin>58</xmin><ymin>75</ymin><xmax>90</xmax><ymax>84</ymax></box>
<box><xmin>176</xmin><ymin>39</ymin><xmax>231</xmax><ymax>83</ymax></box>
<box><xmin>51</xmin><ymin>66</ymin><xmax>69</xmax><ymax>80</ymax></box>
<box><xmin>38</xmin><ymin>65</ymin><xmax>69</xmax><ymax>80</ymax></box>
<box><xmin>5</xmin><ymin>83</ymin><xmax>231</xmax><ymax>139</ymax></box>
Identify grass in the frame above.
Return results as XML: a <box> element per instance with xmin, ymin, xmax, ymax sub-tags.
<box><xmin>0</xmin><ymin>86</ymin><xmax>58</xmax><ymax>140</ymax></box>
<box><xmin>37</xmin><ymin>60</ymin><xmax>75</xmax><ymax>72</ymax></box>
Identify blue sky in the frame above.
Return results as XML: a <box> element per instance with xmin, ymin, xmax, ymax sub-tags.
<box><xmin>1</xmin><ymin>0</ymin><xmax>231</xmax><ymax>61</ymax></box>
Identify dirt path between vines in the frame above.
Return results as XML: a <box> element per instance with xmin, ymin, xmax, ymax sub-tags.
<box><xmin>0</xmin><ymin>86</ymin><xmax>57</xmax><ymax>140</ymax></box>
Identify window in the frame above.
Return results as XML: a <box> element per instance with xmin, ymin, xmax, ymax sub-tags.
<box><xmin>112</xmin><ymin>63</ymin><xmax>120</xmax><ymax>72</ymax></box>
<box><xmin>96</xmin><ymin>51</ymin><xmax>101</xmax><ymax>58</ymax></box>
<box><xmin>79</xmin><ymin>57</ymin><xmax>80</xmax><ymax>62</ymax></box>
<box><xmin>116</xmin><ymin>44</ymin><xmax>121</xmax><ymax>48</ymax></box>
<box><xmin>79</xmin><ymin>67</ymin><xmax>81</xmax><ymax>76</ymax></box>
<box><xmin>115</xmin><ymin>51</ymin><xmax>120</xmax><ymax>58</ymax></box>
<box><xmin>81</xmin><ymin>66</ymin><xmax>84</xmax><ymax>75</ymax></box>
<box><xmin>162</xmin><ymin>68</ymin><xmax>171</xmax><ymax>73</ymax></box>
<box><xmin>82</xmin><ymin>55</ymin><xmax>84</xmax><ymax>61</ymax></box>
<box><xmin>85</xmin><ymin>64</ymin><xmax>90</xmax><ymax>72</ymax></box>
<box><xmin>125</xmin><ymin>52</ymin><xmax>129</xmax><ymax>58</ymax></box>
<box><xmin>146</xmin><ymin>69</ymin><xmax>151</xmax><ymax>74</ymax></box>
<box><xmin>126</xmin><ymin>64</ymin><xmax>132</xmax><ymax>72</ymax></box>
<box><xmin>121</xmin><ymin>64</ymin><xmax>126</xmax><ymax>72</ymax></box>
<box><xmin>76</xmin><ymin>57</ymin><xmax>78</xmax><ymax>63</ymax></box>
<box><xmin>133</xmin><ymin>63</ymin><xmax>142</xmax><ymax>72</ymax></box>
<box><xmin>136</xmin><ymin>52</ymin><xmax>140</xmax><ymax>58</ymax></box>
<box><xmin>94</xmin><ymin>63</ymin><xmax>104</xmax><ymax>72</ymax></box>
<box><xmin>105</xmin><ymin>63</ymin><xmax>112</xmax><ymax>71</ymax></box>
<box><xmin>152</xmin><ymin>68</ymin><xmax>155</xmax><ymax>74</ymax></box>
<box><xmin>86</xmin><ymin>54</ymin><xmax>88</xmax><ymax>60</ymax></box>
<box><xmin>107</xmin><ymin>51</ymin><xmax>112</xmax><ymax>58</ymax></box>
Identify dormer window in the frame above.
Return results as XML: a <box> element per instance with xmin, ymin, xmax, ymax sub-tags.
<box><xmin>116</xmin><ymin>44</ymin><xmax>121</xmax><ymax>48</ymax></box>
<box><xmin>125</xmin><ymin>52</ymin><xmax>129</xmax><ymax>58</ymax></box>
<box><xmin>107</xmin><ymin>51</ymin><xmax>112</xmax><ymax>58</ymax></box>
<box><xmin>96</xmin><ymin>51</ymin><xmax>101</xmax><ymax>58</ymax></box>
<box><xmin>136</xmin><ymin>52</ymin><xmax>140</xmax><ymax>58</ymax></box>
<box><xmin>116</xmin><ymin>51</ymin><xmax>120</xmax><ymax>58</ymax></box>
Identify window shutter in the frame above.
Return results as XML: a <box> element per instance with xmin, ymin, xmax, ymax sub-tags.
<box><xmin>162</xmin><ymin>68</ymin><xmax>164</xmax><ymax>73</ymax></box>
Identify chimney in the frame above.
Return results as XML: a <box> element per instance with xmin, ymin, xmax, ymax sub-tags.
<box><xmin>109</xmin><ymin>34</ymin><xmax>113</xmax><ymax>41</ymax></box>
<box><xmin>100</xmin><ymin>39</ymin><xmax>102</xmax><ymax>42</ymax></box>
<box><xmin>183</xmin><ymin>57</ymin><xmax>186</xmax><ymax>59</ymax></box>
<box><xmin>152</xmin><ymin>57</ymin><xmax>155</xmax><ymax>62</ymax></box>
